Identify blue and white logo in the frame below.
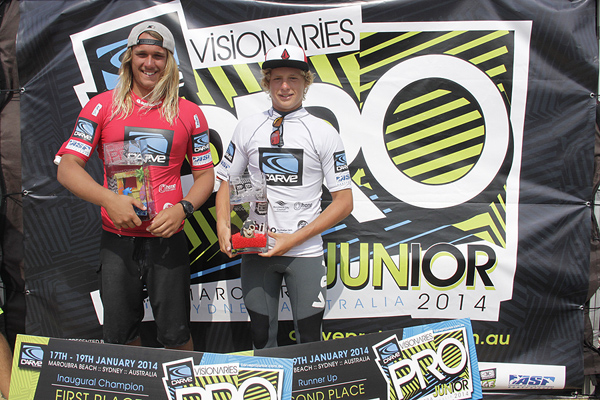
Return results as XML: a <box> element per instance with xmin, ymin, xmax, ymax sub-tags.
<box><xmin>508</xmin><ymin>375</ymin><xmax>556</xmax><ymax>388</ymax></box>
<box><xmin>224</xmin><ymin>142</ymin><xmax>235</xmax><ymax>163</ymax></box>
<box><xmin>19</xmin><ymin>343</ymin><xmax>44</xmax><ymax>369</ymax></box>
<box><xmin>168</xmin><ymin>363</ymin><xmax>194</xmax><ymax>386</ymax></box>
<box><xmin>334</xmin><ymin>150</ymin><xmax>348</xmax><ymax>173</ymax></box>
<box><xmin>73</xmin><ymin>117</ymin><xmax>97</xmax><ymax>144</ymax></box>
<box><xmin>193</xmin><ymin>153</ymin><xmax>212</xmax><ymax>166</ymax></box>
<box><xmin>66</xmin><ymin>139</ymin><xmax>92</xmax><ymax>157</ymax></box>
<box><xmin>125</xmin><ymin>127</ymin><xmax>174</xmax><ymax>166</ymax></box>
<box><xmin>193</xmin><ymin>132</ymin><xmax>210</xmax><ymax>154</ymax></box>
<box><xmin>259</xmin><ymin>148</ymin><xmax>303</xmax><ymax>186</ymax></box>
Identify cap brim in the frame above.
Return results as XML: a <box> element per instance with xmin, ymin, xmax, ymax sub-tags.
<box><xmin>262</xmin><ymin>59</ymin><xmax>309</xmax><ymax>71</ymax></box>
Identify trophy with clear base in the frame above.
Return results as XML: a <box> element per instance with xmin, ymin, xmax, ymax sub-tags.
<box><xmin>104</xmin><ymin>139</ymin><xmax>156</xmax><ymax>220</ymax></box>
<box><xmin>229</xmin><ymin>172</ymin><xmax>268</xmax><ymax>255</ymax></box>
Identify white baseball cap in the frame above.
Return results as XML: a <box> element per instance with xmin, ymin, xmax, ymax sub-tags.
<box><xmin>127</xmin><ymin>21</ymin><xmax>175</xmax><ymax>53</ymax></box>
<box><xmin>263</xmin><ymin>45</ymin><xmax>309</xmax><ymax>71</ymax></box>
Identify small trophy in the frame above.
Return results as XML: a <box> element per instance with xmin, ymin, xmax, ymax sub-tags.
<box><xmin>229</xmin><ymin>172</ymin><xmax>268</xmax><ymax>255</ymax></box>
<box><xmin>104</xmin><ymin>140</ymin><xmax>156</xmax><ymax>220</ymax></box>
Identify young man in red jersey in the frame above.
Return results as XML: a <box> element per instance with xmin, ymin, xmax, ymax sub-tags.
<box><xmin>56</xmin><ymin>22</ymin><xmax>214</xmax><ymax>350</ymax></box>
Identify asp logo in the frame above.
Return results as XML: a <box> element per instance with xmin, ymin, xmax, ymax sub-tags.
<box><xmin>259</xmin><ymin>147</ymin><xmax>303</xmax><ymax>186</ymax></box>
<box><xmin>19</xmin><ymin>343</ymin><xmax>45</xmax><ymax>369</ymax></box>
<box><xmin>125</xmin><ymin>127</ymin><xmax>174</xmax><ymax>166</ymax></box>
<box><xmin>508</xmin><ymin>375</ymin><xmax>556</xmax><ymax>388</ymax></box>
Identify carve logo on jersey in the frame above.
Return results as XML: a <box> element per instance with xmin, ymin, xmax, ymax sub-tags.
<box><xmin>193</xmin><ymin>132</ymin><xmax>210</xmax><ymax>153</ymax></box>
<box><xmin>19</xmin><ymin>343</ymin><xmax>44</xmax><ymax>369</ymax></box>
<box><xmin>124</xmin><ymin>127</ymin><xmax>174</xmax><ymax>166</ymax></box>
<box><xmin>72</xmin><ymin>117</ymin><xmax>97</xmax><ymax>144</ymax></box>
<box><xmin>259</xmin><ymin>148</ymin><xmax>303</xmax><ymax>186</ymax></box>
<box><xmin>224</xmin><ymin>141</ymin><xmax>235</xmax><ymax>163</ymax></box>
<box><xmin>334</xmin><ymin>150</ymin><xmax>348</xmax><ymax>173</ymax></box>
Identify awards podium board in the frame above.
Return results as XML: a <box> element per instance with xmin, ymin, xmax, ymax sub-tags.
<box><xmin>255</xmin><ymin>318</ymin><xmax>483</xmax><ymax>400</ymax></box>
<box><xmin>8</xmin><ymin>319</ymin><xmax>481</xmax><ymax>400</ymax></box>
<box><xmin>10</xmin><ymin>335</ymin><xmax>293</xmax><ymax>400</ymax></box>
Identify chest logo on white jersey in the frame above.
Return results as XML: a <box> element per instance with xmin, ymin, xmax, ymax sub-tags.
<box><xmin>259</xmin><ymin>148</ymin><xmax>303</xmax><ymax>186</ymax></box>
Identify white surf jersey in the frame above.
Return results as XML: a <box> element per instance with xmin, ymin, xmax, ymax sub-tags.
<box><xmin>216</xmin><ymin>107</ymin><xmax>351</xmax><ymax>257</ymax></box>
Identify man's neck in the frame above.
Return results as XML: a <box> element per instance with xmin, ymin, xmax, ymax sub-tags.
<box><xmin>273</xmin><ymin>105</ymin><xmax>302</xmax><ymax>117</ymax></box>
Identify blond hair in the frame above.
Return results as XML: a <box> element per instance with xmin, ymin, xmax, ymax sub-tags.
<box><xmin>261</xmin><ymin>68</ymin><xmax>314</xmax><ymax>100</ymax></box>
<box><xmin>111</xmin><ymin>31</ymin><xmax>180</xmax><ymax>124</ymax></box>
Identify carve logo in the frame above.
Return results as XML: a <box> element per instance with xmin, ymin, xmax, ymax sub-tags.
<box><xmin>259</xmin><ymin>148</ymin><xmax>303</xmax><ymax>186</ymax></box>
<box><xmin>193</xmin><ymin>132</ymin><xmax>210</xmax><ymax>154</ymax></box>
<box><xmin>124</xmin><ymin>127</ymin><xmax>174</xmax><ymax>166</ymax></box>
<box><xmin>72</xmin><ymin>117</ymin><xmax>97</xmax><ymax>144</ymax></box>
<box><xmin>162</xmin><ymin>358</ymin><xmax>195</xmax><ymax>400</ymax></box>
<box><xmin>19</xmin><ymin>343</ymin><xmax>45</xmax><ymax>369</ymax></box>
<box><xmin>334</xmin><ymin>150</ymin><xmax>348</xmax><ymax>173</ymax></box>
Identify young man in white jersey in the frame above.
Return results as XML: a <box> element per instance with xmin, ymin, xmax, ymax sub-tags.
<box><xmin>215</xmin><ymin>44</ymin><xmax>353</xmax><ymax>348</ymax></box>
<box><xmin>56</xmin><ymin>22</ymin><xmax>214</xmax><ymax>350</ymax></box>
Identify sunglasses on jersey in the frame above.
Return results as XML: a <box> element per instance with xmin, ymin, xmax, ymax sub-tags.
<box><xmin>270</xmin><ymin>117</ymin><xmax>284</xmax><ymax>147</ymax></box>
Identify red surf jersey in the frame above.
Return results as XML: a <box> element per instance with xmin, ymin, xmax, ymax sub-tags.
<box><xmin>56</xmin><ymin>91</ymin><xmax>213</xmax><ymax>237</ymax></box>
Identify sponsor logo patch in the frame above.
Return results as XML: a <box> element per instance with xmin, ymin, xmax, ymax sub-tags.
<box><xmin>193</xmin><ymin>153</ymin><xmax>212</xmax><ymax>166</ymax></box>
<box><xmin>66</xmin><ymin>139</ymin><xmax>92</xmax><ymax>157</ymax></box>
<box><xmin>334</xmin><ymin>150</ymin><xmax>348</xmax><ymax>173</ymax></box>
<box><xmin>193</xmin><ymin>131</ymin><xmax>210</xmax><ymax>153</ymax></box>
<box><xmin>19</xmin><ymin>343</ymin><xmax>44</xmax><ymax>369</ymax></box>
<box><xmin>124</xmin><ymin>126</ymin><xmax>174</xmax><ymax>166</ymax></box>
<box><xmin>259</xmin><ymin>147</ymin><xmax>303</xmax><ymax>186</ymax></box>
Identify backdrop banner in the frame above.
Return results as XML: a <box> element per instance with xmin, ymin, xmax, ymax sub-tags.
<box><xmin>16</xmin><ymin>0</ymin><xmax>598</xmax><ymax>393</ymax></box>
